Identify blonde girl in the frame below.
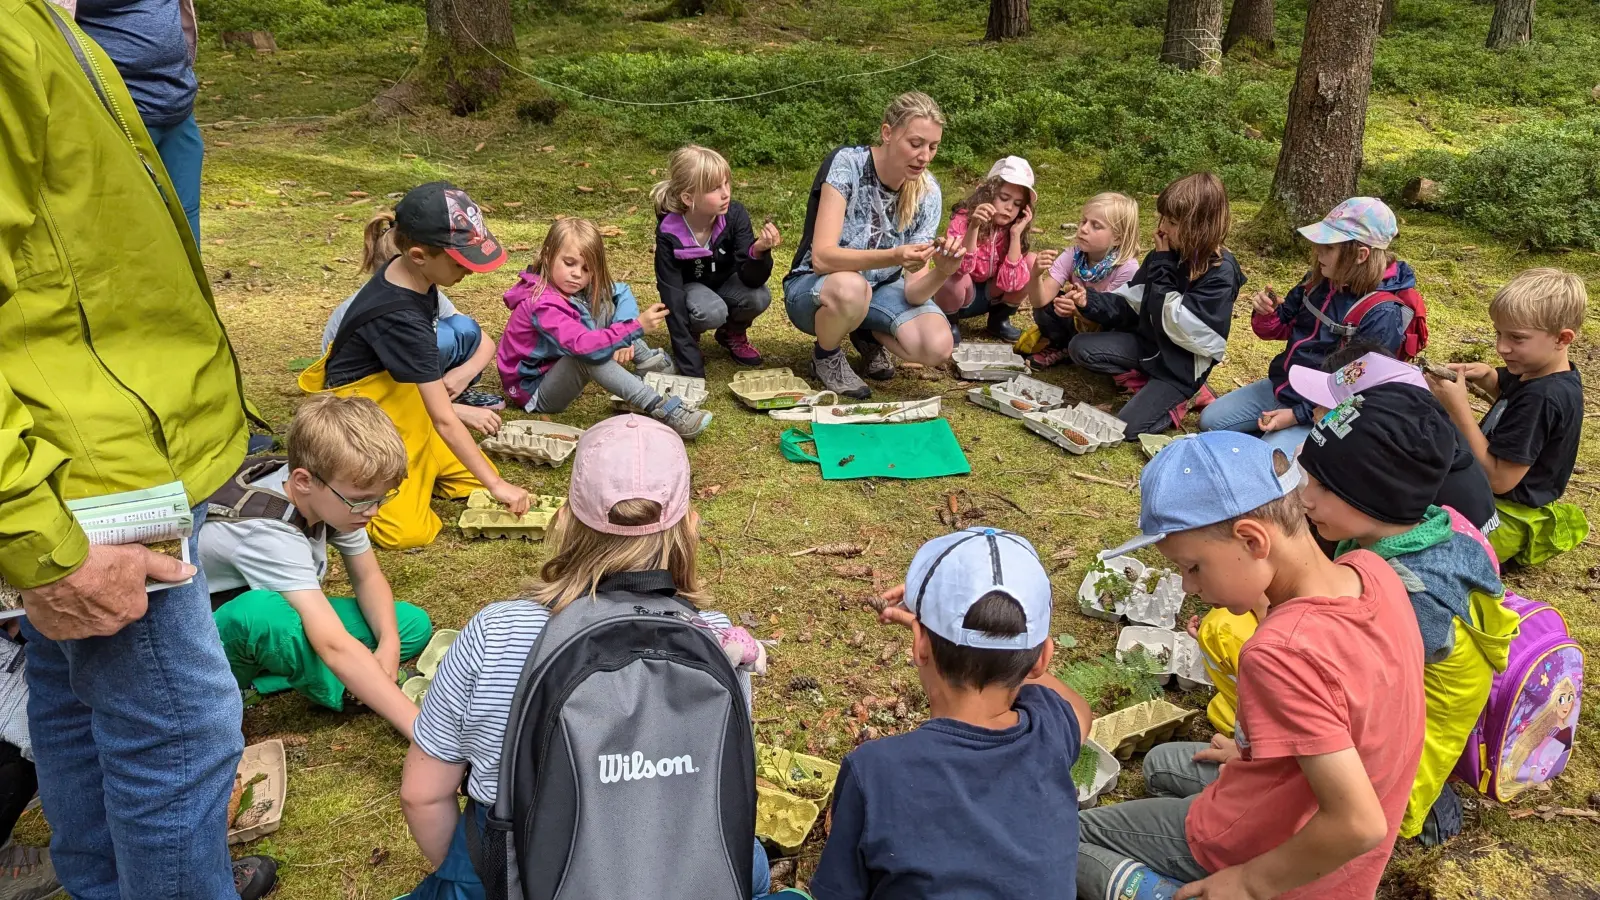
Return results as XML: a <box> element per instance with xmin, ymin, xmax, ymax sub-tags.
<box><xmin>651</xmin><ymin>145</ymin><xmax>781</xmax><ymax>376</ymax></box>
<box><xmin>496</xmin><ymin>218</ymin><xmax>711</xmax><ymax>438</ymax></box>
<box><xmin>780</xmin><ymin>91</ymin><xmax>966</xmax><ymax>400</ymax></box>
<box><xmin>1026</xmin><ymin>192</ymin><xmax>1142</xmax><ymax>368</ymax></box>
<box><xmin>933</xmin><ymin>156</ymin><xmax>1038</xmax><ymax>345</ymax></box>
<box><xmin>399</xmin><ymin>415</ymin><xmax>769</xmax><ymax>898</ymax></box>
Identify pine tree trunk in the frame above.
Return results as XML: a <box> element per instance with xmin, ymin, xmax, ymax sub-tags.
<box><xmin>1487</xmin><ymin>0</ymin><xmax>1534</xmax><ymax>48</ymax></box>
<box><xmin>1379</xmin><ymin>0</ymin><xmax>1396</xmax><ymax>33</ymax></box>
<box><xmin>1222</xmin><ymin>0</ymin><xmax>1274</xmax><ymax>54</ymax></box>
<box><xmin>1254</xmin><ymin>0</ymin><xmax>1384</xmax><ymax>241</ymax></box>
<box><xmin>985</xmin><ymin>0</ymin><xmax>1031</xmax><ymax>41</ymax></box>
<box><xmin>424</xmin><ymin>0</ymin><xmax>517</xmax><ymax>115</ymax></box>
<box><xmin>1161</xmin><ymin>0</ymin><xmax>1225</xmax><ymax>73</ymax></box>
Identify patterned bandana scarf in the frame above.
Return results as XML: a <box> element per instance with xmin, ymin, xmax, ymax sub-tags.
<box><xmin>1073</xmin><ymin>247</ymin><xmax>1120</xmax><ymax>285</ymax></box>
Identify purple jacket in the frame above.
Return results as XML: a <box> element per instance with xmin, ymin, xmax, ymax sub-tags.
<box><xmin>496</xmin><ymin>269</ymin><xmax>642</xmax><ymax>407</ymax></box>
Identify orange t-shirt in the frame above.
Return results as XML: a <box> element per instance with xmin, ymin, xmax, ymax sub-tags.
<box><xmin>1185</xmin><ymin>550</ymin><xmax>1425</xmax><ymax>899</ymax></box>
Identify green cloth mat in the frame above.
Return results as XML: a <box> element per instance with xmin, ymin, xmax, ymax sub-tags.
<box><xmin>781</xmin><ymin>420</ymin><xmax>971</xmax><ymax>480</ymax></box>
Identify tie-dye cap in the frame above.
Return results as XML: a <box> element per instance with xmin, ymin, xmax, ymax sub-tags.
<box><xmin>1297</xmin><ymin>197</ymin><xmax>1398</xmax><ymax>250</ymax></box>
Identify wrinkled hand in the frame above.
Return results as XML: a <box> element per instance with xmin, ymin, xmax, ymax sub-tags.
<box><xmin>751</xmin><ymin>221</ymin><xmax>782</xmax><ymax>255</ymax></box>
<box><xmin>491</xmin><ymin>480</ymin><xmax>531</xmax><ymax>516</ymax></box>
<box><xmin>1193</xmin><ymin>733</ymin><xmax>1240</xmax><ymax>766</ymax></box>
<box><xmin>613</xmin><ymin>345</ymin><xmax>635</xmax><ymax>365</ymax></box>
<box><xmin>441</xmin><ymin>367</ymin><xmax>475</xmax><ymax>400</ymax></box>
<box><xmin>876</xmin><ymin>584</ymin><xmax>915</xmax><ymax>628</ymax></box>
<box><xmin>639</xmin><ymin>302</ymin><xmax>670</xmax><ymax>332</ymax></box>
<box><xmin>969</xmin><ymin>203</ymin><xmax>996</xmax><ymax>228</ymax></box>
<box><xmin>1257</xmin><ymin>408</ymin><xmax>1298</xmax><ymax>432</ymax></box>
<box><xmin>1033</xmin><ymin>249</ymin><xmax>1060</xmax><ymax>278</ymax></box>
<box><xmin>22</xmin><ymin>543</ymin><xmax>196</xmax><ymax>640</ymax></box>
<box><xmin>455</xmin><ymin>404</ymin><xmax>502</xmax><ymax>436</ymax></box>
<box><xmin>1177</xmin><ymin>865</ymin><xmax>1270</xmax><ymax>900</ymax></box>
<box><xmin>1011</xmin><ymin>204</ymin><xmax>1034</xmax><ymax>236</ymax></box>
<box><xmin>1250</xmin><ymin>287</ymin><xmax>1281</xmax><ymax>317</ymax></box>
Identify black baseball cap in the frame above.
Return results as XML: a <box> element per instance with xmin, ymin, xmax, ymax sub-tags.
<box><xmin>1299</xmin><ymin>382</ymin><xmax>1454</xmax><ymax>525</ymax></box>
<box><xmin>394</xmin><ymin>181</ymin><xmax>508</xmax><ymax>273</ymax></box>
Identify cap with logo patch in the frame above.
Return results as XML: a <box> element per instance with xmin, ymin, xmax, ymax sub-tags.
<box><xmin>394</xmin><ymin>181</ymin><xmax>508</xmax><ymax>273</ymax></box>
<box><xmin>903</xmin><ymin>528</ymin><xmax>1052</xmax><ymax>651</ymax></box>
<box><xmin>1299</xmin><ymin>383</ymin><xmax>1454</xmax><ymax>525</ymax></box>
<box><xmin>1288</xmin><ymin>352</ymin><xmax>1428</xmax><ymax>411</ymax></box>
<box><xmin>1101</xmin><ymin>431</ymin><xmax>1304</xmax><ymax>560</ymax></box>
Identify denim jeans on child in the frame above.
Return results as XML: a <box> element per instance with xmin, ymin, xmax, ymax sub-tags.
<box><xmin>146</xmin><ymin>115</ymin><xmax>204</xmax><ymax>242</ymax></box>
<box><xmin>1077</xmin><ymin>742</ymin><xmax>1216</xmax><ymax>900</ymax></box>
<box><xmin>20</xmin><ymin>507</ymin><xmax>244</xmax><ymax>900</ymax></box>
<box><xmin>1197</xmin><ymin>377</ymin><xmax>1311</xmax><ymax>456</ymax></box>
<box><xmin>526</xmin><ymin>357</ymin><xmax>661</xmax><ymax>414</ymax></box>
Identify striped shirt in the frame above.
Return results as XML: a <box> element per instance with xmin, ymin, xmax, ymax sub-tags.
<box><xmin>412</xmin><ymin>594</ymin><xmax>738</xmax><ymax>805</ymax></box>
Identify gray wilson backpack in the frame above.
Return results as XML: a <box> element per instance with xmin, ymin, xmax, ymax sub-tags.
<box><xmin>466</xmin><ymin>585</ymin><xmax>756</xmax><ymax>899</ymax></box>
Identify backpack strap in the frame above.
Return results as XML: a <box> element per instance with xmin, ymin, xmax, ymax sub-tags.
<box><xmin>1344</xmin><ymin>290</ymin><xmax>1408</xmax><ymax>331</ymax></box>
<box><xmin>204</xmin><ymin>456</ymin><xmax>319</xmax><ymax>539</ymax></box>
<box><xmin>328</xmin><ymin>293</ymin><xmax>424</xmax><ymax>360</ymax></box>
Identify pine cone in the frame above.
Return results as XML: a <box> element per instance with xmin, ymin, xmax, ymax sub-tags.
<box><xmin>787</xmin><ymin>675</ymin><xmax>820</xmax><ymax>694</ymax></box>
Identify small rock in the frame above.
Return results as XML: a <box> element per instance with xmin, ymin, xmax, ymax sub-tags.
<box><xmin>1401</xmin><ymin>177</ymin><xmax>1442</xmax><ymax>207</ymax></box>
<box><xmin>1243</xmin><ymin>125</ymin><xmax>1263</xmax><ymax>140</ymax></box>
<box><xmin>855</xmin><ymin>725</ymin><xmax>880</xmax><ymax>745</ymax></box>
<box><xmin>796</xmin><ymin>630</ymin><xmax>812</xmax><ymax>643</ymax></box>
<box><xmin>847</xmin><ymin>630</ymin><xmax>866</xmax><ymax>648</ymax></box>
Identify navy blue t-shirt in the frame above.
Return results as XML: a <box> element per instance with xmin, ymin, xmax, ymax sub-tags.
<box><xmin>810</xmin><ymin>685</ymin><xmax>1083</xmax><ymax>900</ymax></box>
<box><xmin>76</xmin><ymin>0</ymin><xmax>197</xmax><ymax>128</ymax></box>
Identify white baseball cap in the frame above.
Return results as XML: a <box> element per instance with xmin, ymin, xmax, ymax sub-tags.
<box><xmin>903</xmin><ymin>527</ymin><xmax>1052</xmax><ymax>651</ymax></box>
<box><xmin>987</xmin><ymin>156</ymin><xmax>1037</xmax><ymax>206</ymax></box>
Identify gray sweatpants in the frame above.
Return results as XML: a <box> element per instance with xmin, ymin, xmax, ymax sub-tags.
<box><xmin>684</xmin><ymin>280</ymin><xmax>771</xmax><ymax>334</ymax></box>
<box><xmin>1077</xmin><ymin>742</ymin><xmax>1216</xmax><ymax>899</ymax></box>
<box><xmin>525</xmin><ymin>357</ymin><xmax>660</xmax><ymax>414</ymax></box>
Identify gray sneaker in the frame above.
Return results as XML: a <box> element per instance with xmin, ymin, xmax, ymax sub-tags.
<box><xmin>633</xmin><ymin>345</ymin><xmax>677</xmax><ymax>376</ymax></box>
<box><xmin>649</xmin><ymin>396</ymin><xmax>712</xmax><ymax>439</ymax></box>
<box><xmin>850</xmin><ymin>332</ymin><xmax>895</xmax><ymax>381</ymax></box>
<box><xmin>809</xmin><ymin>346</ymin><xmax>871</xmax><ymax>400</ymax></box>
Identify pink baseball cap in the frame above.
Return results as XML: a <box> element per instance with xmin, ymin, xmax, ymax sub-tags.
<box><xmin>568</xmin><ymin>414</ymin><xmax>690</xmax><ymax>536</ymax></box>
<box><xmin>1288</xmin><ymin>352</ymin><xmax>1428</xmax><ymax>410</ymax></box>
<box><xmin>987</xmin><ymin>156</ymin><xmax>1037</xmax><ymax>206</ymax></box>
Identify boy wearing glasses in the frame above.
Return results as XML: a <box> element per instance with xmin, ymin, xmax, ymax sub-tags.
<box><xmin>201</xmin><ymin>395</ymin><xmax>431</xmax><ymax>738</ymax></box>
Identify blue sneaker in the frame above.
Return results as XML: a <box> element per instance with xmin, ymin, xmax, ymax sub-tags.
<box><xmin>456</xmin><ymin>388</ymin><xmax>506</xmax><ymax>410</ymax></box>
<box><xmin>1109</xmin><ymin>861</ymin><xmax>1184</xmax><ymax>900</ymax></box>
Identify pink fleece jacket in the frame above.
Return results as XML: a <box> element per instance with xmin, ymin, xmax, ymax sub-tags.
<box><xmin>496</xmin><ymin>270</ymin><xmax>642</xmax><ymax>408</ymax></box>
<box><xmin>944</xmin><ymin>210</ymin><xmax>1031</xmax><ymax>293</ymax></box>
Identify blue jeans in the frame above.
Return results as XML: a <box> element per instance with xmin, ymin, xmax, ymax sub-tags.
<box><xmin>782</xmin><ymin>272</ymin><xmax>942</xmax><ymax>337</ymax></box>
<box><xmin>437</xmin><ymin>314</ymin><xmax>484</xmax><ymax>383</ymax></box>
<box><xmin>20</xmin><ymin>506</ymin><xmax>243</xmax><ymax>900</ymax></box>
<box><xmin>147</xmin><ymin>115</ymin><xmax>204</xmax><ymax>242</ymax></box>
<box><xmin>1196</xmin><ymin>377</ymin><xmax>1310</xmax><ymax>456</ymax></box>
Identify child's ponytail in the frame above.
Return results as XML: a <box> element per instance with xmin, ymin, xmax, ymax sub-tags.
<box><xmin>650</xmin><ymin>145</ymin><xmax>733</xmax><ymax>218</ymax></box>
<box><xmin>360</xmin><ymin>211</ymin><xmax>400</xmax><ymax>275</ymax></box>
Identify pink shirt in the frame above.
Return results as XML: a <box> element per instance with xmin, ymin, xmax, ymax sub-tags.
<box><xmin>944</xmin><ymin>210</ymin><xmax>1030</xmax><ymax>293</ymax></box>
<box><xmin>1186</xmin><ymin>551</ymin><xmax>1425</xmax><ymax>899</ymax></box>
<box><xmin>1047</xmin><ymin>251</ymin><xmax>1140</xmax><ymax>293</ymax></box>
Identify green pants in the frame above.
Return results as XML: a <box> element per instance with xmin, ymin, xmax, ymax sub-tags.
<box><xmin>1489</xmin><ymin>498</ymin><xmax>1589</xmax><ymax>567</ymax></box>
<box><xmin>213</xmin><ymin>590</ymin><xmax>433</xmax><ymax>711</ymax></box>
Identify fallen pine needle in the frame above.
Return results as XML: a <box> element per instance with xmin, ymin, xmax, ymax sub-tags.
<box><xmin>740</xmin><ymin>488</ymin><xmax>762</xmax><ymax>539</ymax></box>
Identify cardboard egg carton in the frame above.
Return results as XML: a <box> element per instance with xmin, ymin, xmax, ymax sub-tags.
<box><xmin>1115</xmin><ymin>626</ymin><xmax>1210</xmax><ymax>688</ymax></box>
<box><xmin>730</xmin><ymin>368</ymin><xmax>814</xmax><ymax>410</ymax></box>
<box><xmin>416</xmin><ymin>629</ymin><xmax>459</xmax><ymax>678</ymax></box>
<box><xmin>1088</xmin><ymin>699</ymin><xmax>1198</xmax><ymax>761</ymax></box>
<box><xmin>1023</xmin><ymin>404</ymin><xmax>1125</xmax><ymax>454</ymax></box>
<box><xmin>951</xmin><ymin>342</ymin><xmax>1028</xmax><ymax>381</ymax></box>
<box><xmin>1124</xmin><ymin>572</ymin><xmax>1185</xmax><ymax>630</ymax></box>
<box><xmin>610</xmin><ymin>373</ymin><xmax>708</xmax><ymax>411</ymax></box>
<box><xmin>1078</xmin><ymin>555</ymin><xmax>1147</xmax><ymax>620</ymax></box>
<box><xmin>228</xmin><ymin>740</ymin><xmax>286</xmax><ymax>845</ymax></box>
<box><xmin>756</xmin><ymin>784</ymin><xmax>822</xmax><ymax>854</ymax></box>
<box><xmin>966</xmin><ymin>375</ymin><xmax>1065</xmax><ymax>419</ymax></box>
<box><xmin>478</xmin><ymin>420</ymin><xmax>585</xmax><ymax>467</ymax></box>
<box><xmin>402</xmin><ymin>675</ymin><xmax>431</xmax><ymax>704</ymax></box>
<box><xmin>1076</xmin><ymin>738</ymin><xmax>1122</xmax><ymax>809</ymax></box>
<box><xmin>457</xmin><ymin>491</ymin><xmax>567</xmax><ymax>540</ymax></box>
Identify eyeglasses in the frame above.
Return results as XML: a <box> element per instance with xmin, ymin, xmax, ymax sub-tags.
<box><xmin>311</xmin><ymin>473</ymin><xmax>398</xmax><ymax>514</ymax></box>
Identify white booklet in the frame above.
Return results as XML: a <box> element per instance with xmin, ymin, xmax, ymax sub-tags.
<box><xmin>1</xmin><ymin>481</ymin><xmax>192</xmax><ymax>621</ymax></box>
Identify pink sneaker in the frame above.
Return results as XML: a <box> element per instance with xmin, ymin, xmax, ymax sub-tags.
<box><xmin>715</xmin><ymin>326</ymin><xmax>763</xmax><ymax>366</ymax></box>
<box><xmin>1029</xmin><ymin>346</ymin><xmax>1071</xmax><ymax>368</ymax></box>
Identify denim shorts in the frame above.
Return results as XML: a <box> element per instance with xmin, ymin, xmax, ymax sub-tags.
<box><xmin>782</xmin><ymin>271</ymin><xmax>944</xmax><ymax>337</ymax></box>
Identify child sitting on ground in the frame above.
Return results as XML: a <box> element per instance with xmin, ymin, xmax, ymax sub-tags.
<box><xmin>398</xmin><ymin>415</ymin><xmax>773</xmax><ymax>899</ymax></box>
<box><xmin>203</xmin><ymin>395</ymin><xmax>431</xmax><ymax>739</ymax></box>
<box><xmin>1026</xmin><ymin>191</ymin><xmax>1142</xmax><ymax>368</ymax></box>
<box><xmin>933</xmin><ymin>156</ymin><xmax>1038</xmax><ymax>345</ymax></box>
<box><xmin>1296</xmin><ymin>383</ymin><xmax>1519</xmax><ymax>846</ymax></box>
<box><xmin>811</xmin><ymin>527</ymin><xmax>1093</xmax><ymax>899</ymax></box>
<box><xmin>497</xmin><ymin>218</ymin><xmax>712</xmax><ymax>438</ymax></box>
<box><xmin>1202</xmin><ymin>197</ymin><xmax>1421</xmax><ymax>455</ymax></box>
<box><xmin>1079</xmin><ymin>432</ymin><xmax>1424</xmax><ymax>900</ymax></box>
<box><xmin>1056</xmin><ymin>173</ymin><xmax>1244</xmax><ymax>437</ymax></box>
<box><xmin>1427</xmin><ymin>268</ymin><xmax>1589</xmax><ymax>566</ymax></box>
<box><xmin>652</xmin><ymin>144</ymin><xmax>781</xmax><ymax>375</ymax></box>
<box><xmin>300</xmin><ymin>181</ymin><xmax>529</xmax><ymax>550</ymax></box>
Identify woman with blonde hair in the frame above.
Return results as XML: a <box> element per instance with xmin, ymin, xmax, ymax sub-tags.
<box><xmin>782</xmin><ymin>92</ymin><xmax>966</xmax><ymax>399</ymax></box>
<box><xmin>651</xmin><ymin>144</ymin><xmax>782</xmax><ymax>375</ymax></box>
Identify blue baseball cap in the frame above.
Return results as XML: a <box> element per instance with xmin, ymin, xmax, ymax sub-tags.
<box><xmin>904</xmin><ymin>527</ymin><xmax>1053</xmax><ymax>651</ymax></box>
<box><xmin>1100</xmin><ymin>432</ymin><xmax>1304</xmax><ymax>560</ymax></box>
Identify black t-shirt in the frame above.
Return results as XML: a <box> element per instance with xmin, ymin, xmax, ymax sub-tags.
<box><xmin>809</xmin><ymin>685</ymin><xmax>1082</xmax><ymax>899</ymax></box>
<box><xmin>323</xmin><ymin>267</ymin><xmax>443</xmax><ymax>388</ymax></box>
<box><xmin>1481</xmin><ymin>365</ymin><xmax>1583</xmax><ymax>508</ymax></box>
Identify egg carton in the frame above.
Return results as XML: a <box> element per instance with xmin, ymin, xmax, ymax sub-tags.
<box><xmin>966</xmin><ymin>375</ymin><xmax>1066</xmax><ymax>419</ymax></box>
<box><xmin>774</xmin><ymin>396</ymin><xmax>943</xmax><ymax>424</ymax></box>
<box><xmin>730</xmin><ymin>368</ymin><xmax>814</xmax><ymax>410</ymax></box>
<box><xmin>1115</xmin><ymin>626</ymin><xmax>1211</xmax><ymax>689</ymax></box>
<box><xmin>756</xmin><ymin>743</ymin><xmax>841</xmax><ymax>809</ymax></box>
<box><xmin>1124</xmin><ymin>572</ymin><xmax>1185</xmax><ymax>630</ymax></box>
<box><xmin>1076</xmin><ymin>738</ymin><xmax>1122</xmax><ymax>809</ymax></box>
<box><xmin>610</xmin><ymin>373</ymin><xmax>708</xmax><ymax>411</ymax></box>
<box><xmin>1171</xmin><ymin>633</ymin><xmax>1212</xmax><ymax>690</ymax></box>
<box><xmin>478</xmin><ymin>420</ymin><xmax>585</xmax><ymax>467</ymax></box>
<box><xmin>416</xmin><ymin>629</ymin><xmax>459</xmax><ymax>679</ymax></box>
<box><xmin>1078</xmin><ymin>556</ymin><xmax>1147</xmax><ymax>620</ymax></box>
<box><xmin>1022</xmin><ymin>405</ymin><xmax>1124</xmax><ymax>455</ymax></box>
<box><xmin>229</xmin><ymin>740</ymin><xmax>286</xmax><ymax>845</ymax></box>
<box><xmin>1088</xmin><ymin>699</ymin><xmax>1198</xmax><ymax>761</ymax></box>
<box><xmin>457</xmin><ymin>491</ymin><xmax>567</xmax><ymax>540</ymax></box>
<box><xmin>951</xmin><ymin>342</ymin><xmax>1028</xmax><ymax>381</ymax></box>
<box><xmin>402</xmin><ymin>675</ymin><xmax>431</xmax><ymax>704</ymax></box>
<box><xmin>1139</xmin><ymin>432</ymin><xmax>1176</xmax><ymax>459</ymax></box>
<box><xmin>756</xmin><ymin>784</ymin><xmax>822</xmax><ymax>855</ymax></box>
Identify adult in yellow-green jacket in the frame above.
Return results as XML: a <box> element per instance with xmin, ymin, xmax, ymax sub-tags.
<box><xmin>0</xmin><ymin>1</ymin><xmax>268</xmax><ymax>897</ymax></box>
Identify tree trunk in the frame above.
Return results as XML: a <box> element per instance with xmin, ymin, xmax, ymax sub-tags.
<box><xmin>423</xmin><ymin>0</ymin><xmax>517</xmax><ymax>115</ymax></box>
<box><xmin>1253</xmin><ymin>0</ymin><xmax>1384</xmax><ymax>244</ymax></box>
<box><xmin>1221</xmin><ymin>0</ymin><xmax>1274</xmax><ymax>54</ymax></box>
<box><xmin>985</xmin><ymin>0</ymin><xmax>1031</xmax><ymax>41</ymax></box>
<box><xmin>1161</xmin><ymin>0</ymin><xmax>1225</xmax><ymax>73</ymax></box>
<box><xmin>1379</xmin><ymin>0</ymin><xmax>1396</xmax><ymax>33</ymax></box>
<box><xmin>1487</xmin><ymin>0</ymin><xmax>1534</xmax><ymax>48</ymax></box>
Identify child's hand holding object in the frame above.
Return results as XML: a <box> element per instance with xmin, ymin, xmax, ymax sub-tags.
<box><xmin>1257</xmin><ymin>408</ymin><xmax>1297</xmax><ymax>432</ymax></box>
<box><xmin>639</xmin><ymin>302</ymin><xmax>670</xmax><ymax>331</ymax></box>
